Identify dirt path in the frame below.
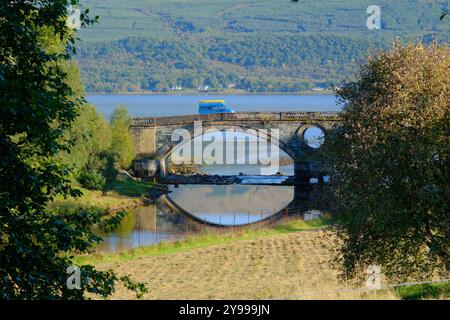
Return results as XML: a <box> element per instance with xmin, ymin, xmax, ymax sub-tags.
<box><xmin>99</xmin><ymin>231</ymin><xmax>397</xmax><ymax>299</ymax></box>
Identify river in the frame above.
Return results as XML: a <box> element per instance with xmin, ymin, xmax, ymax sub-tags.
<box><xmin>94</xmin><ymin>185</ymin><xmax>299</xmax><ymax>253</ymax></box>
<box><xmin>87</xmin><ymin>94</ymin><xmax>340</xmax><ymax>119</ymax></box>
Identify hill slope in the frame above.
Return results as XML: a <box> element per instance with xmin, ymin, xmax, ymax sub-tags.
<box><xmin>77</xmin><ymin>0</ymin><xmax>450</xmax><ymax>93</ymax></box>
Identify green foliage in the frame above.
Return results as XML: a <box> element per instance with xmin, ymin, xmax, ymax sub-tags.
<box><xmin>99</xmin><ymin>151</ymin><xmax>119</xmax><ymax>182</ymax></box>
<box><xmin>58</xmin><ymin>103</ymin><xmax>112</xmax><ymax>174</ymax></box>
<box><xmin>323</xmin><ymin>42</ymin><xmax>450</xmax><ymax>283</ymax></box>
<box><xmin>75</xmin><ymin>0</ymin><xmax>450</xmax><ymax>93</ymax></box>
<box><xmin>78</xmin><ymin>35</ymin><xmax>374</xmax><ymax>93</ymax></box>
<box><xmin>396</xmin><ymin>283</ymin><xmax>450</xmax><ymax>300</ymax></box>
<box><xmin>77</xmin><ymin>167</ymin><xmax>106</xmax><ymax>191</ymax></box>
<box><xmin>58</xmin><ymin>103</ymin><xmax>134</xmax><ymax>184</ymax></box>
<box><xmin>110</xmin><ymin>106</ymin><xmax>135</xmax><ymax>169</ymax></box>
<box><xmin>120</xmin><ymin>275</ymin><xmax>149</xmax><ymax>299</ymax></box>
<box><xmin>0</xmin><ymin>0</ymin><xmax>144</xmax><ymax>299</ymax></box>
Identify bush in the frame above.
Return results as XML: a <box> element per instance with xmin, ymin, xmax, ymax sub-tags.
<box><xmin>100</xmin><ymin>151</ymin><xmax>119</xmax><ymax>182</ymax></box>
<box><xmin>77</xmin><ymin>167</ymin><xmax>106</xmax><ymax>190</ymax></box>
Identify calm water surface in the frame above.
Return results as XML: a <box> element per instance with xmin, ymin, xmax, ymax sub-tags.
<box><xmin>96</xmin><ymin>184</ymin><xmax>295</xmax><ymax>252</ymax></box>
<box><xmin>88</xmin><ymin>94</ymin><xmax>340</xmax><ymax>119</ymax></box>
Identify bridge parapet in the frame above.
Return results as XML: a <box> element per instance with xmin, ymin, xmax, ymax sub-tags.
<box><xmin>131</xmin><ymin>111</ymin><xmax>341</xmax><ymax>127</ymax></box>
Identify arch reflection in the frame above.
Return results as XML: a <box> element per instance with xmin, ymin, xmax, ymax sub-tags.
<box><xmin>95</xmin><ymin>185</ymin><xmax>328</xmax><ymax>253</ymax></box>
<box><xmin>165</xmin><ymin>184</ymin><xmax>294</xmax><ymax>226</ymax></box>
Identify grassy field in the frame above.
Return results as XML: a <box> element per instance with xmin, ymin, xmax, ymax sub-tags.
<box><xmin>79</xmin><ymin>0</ymin><xmax>449</xmax><ymax>43</ymax></box>
<box><xmin>92</xmin><ymin>227</ymin><xmax>402</xmax><ymax>300</ymax></box>
<box><xmin>77</xmin><ymin>217</ymin><xmax>446</xmax><ymax>300</ymax></box>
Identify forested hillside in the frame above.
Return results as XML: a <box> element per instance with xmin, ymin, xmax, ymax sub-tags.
<box><xmin>77</xmin><ymin>0</ymin><xmax>450</xmax><ymax>93</ymax></box>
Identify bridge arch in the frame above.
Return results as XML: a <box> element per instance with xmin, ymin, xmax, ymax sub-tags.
<box><xmin>155</xmin><ymin>123</ymin><xmax>298</xmax><ymax>162</ymax></box>
<box><xmin>295</xmin><ymin>123</ymin><xmax>327</xmax><ymax>150</ymax></box>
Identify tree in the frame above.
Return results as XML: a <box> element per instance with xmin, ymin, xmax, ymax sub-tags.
<box><xmin>58</xmin><ymin>103</ymin><xmax>111</xmax><ymax>174</ymax></box>
<box><xmin>56</xmin><ymin>62</ymin><xmax>115</xmax><ymax>185</ymax></box>
<box><xmin>323</xmin><ymin>42</ymin><xmax>449</xmax><ymax>283</ymax></box>
<box><xmin>0</xmin><ymin>1</ymin><xmax>145</xmax><ymax>299</ymax></box>
<box><xmin>110</xmin><ymin>106</ymin><xmax>135</xmax><ymax>169</ymax></box>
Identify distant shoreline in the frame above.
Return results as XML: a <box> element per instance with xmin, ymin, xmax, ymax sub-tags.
<box><xmin>86</xmin><ymin>90</ymin><xmax>335</xmax><ymax>96</ymax></box>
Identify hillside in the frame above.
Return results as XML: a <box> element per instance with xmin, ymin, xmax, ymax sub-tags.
<box><xmin>77</xmin><ymin>0</ymin><xmax>450</xmax><ymax>93</ymax></box>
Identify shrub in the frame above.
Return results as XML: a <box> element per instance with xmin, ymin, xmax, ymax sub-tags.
<box><xmin>77</xmin><ymin>167</ymin><xmax>106</xmax><ymax>190</ymax></box>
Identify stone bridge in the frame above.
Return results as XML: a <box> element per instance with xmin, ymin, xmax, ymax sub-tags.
<box><xmin>130</xmin><ymin>112</ymin><xmax>341</xmax><ymax>181</ymax></box>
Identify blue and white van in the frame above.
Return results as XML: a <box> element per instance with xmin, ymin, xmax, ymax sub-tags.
<box><xmin>198</xmin><ymin>100</ymin><xmax>235</xmax><ymax>115</ymax></box>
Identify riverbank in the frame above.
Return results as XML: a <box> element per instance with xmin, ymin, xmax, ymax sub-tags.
<box><xmin>86</xmin><ymin>90</ymin><xmax>335</xmax><ymax>96</ymax></box>
<box><xmin>50</xmin><ymin>178</ymin><xmax>152</xmax><ymax>213</ymax></box>
<box><xmin>75</xmin><ymin>216</ymin><xmax>332</xmax><ymax>265</ymax></box>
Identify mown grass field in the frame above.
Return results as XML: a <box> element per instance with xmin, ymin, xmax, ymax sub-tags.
<box><xmin>92</xmin><ymin>228</ymin><xmax>403</xmax><ymax>300</ymax></box>
<box><xmin>63</xmin><ymin>190</ymin><xmax>448</xmax><ymax>300</ymax></box>
<box><xmin>83</xmin><ymin>217</ymin><xmax>450</xmax><ymax>300</ymax></box>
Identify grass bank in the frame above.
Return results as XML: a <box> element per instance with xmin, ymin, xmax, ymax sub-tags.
<box><xmin>50</xmin><ymin>178</ymin><xmax>152</xmax><ymax>213</ymax></box>
<box><xmin>74</xmin><ymin>216</ymin><xmax>332</xmax><ymax>265</ymax></box>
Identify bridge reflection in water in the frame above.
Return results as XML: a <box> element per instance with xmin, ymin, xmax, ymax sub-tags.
<box><xmin>95</xmin><ymin>184</ymin><xmax>326</xmax><ymax>253</ymax></box>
